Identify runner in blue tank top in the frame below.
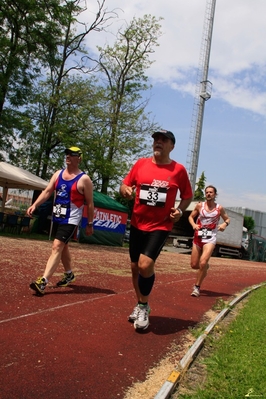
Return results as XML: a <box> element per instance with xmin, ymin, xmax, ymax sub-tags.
<box><xmin>27</xmin><ymin>146</ymin><xmax>94</xmax><ymax>295</ymax></box>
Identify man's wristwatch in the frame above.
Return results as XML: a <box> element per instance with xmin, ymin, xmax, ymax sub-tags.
<box><xmin>177</xmin><ymin>208</ymin><xmax>183</xmax><ymax>216</ymax></box>
<box><xmin>224</xmin><ymin>221</ymin><xmax>229</xmax><ymax>226</ymax></box>
<box><xmin>87</xmin><ymin>222</ymin><xmax>93</xmax><ymax>226</ymax></box>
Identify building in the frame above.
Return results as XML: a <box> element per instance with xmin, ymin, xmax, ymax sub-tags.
<box><xmin>0</xmin><ymin>189</ymin><xmax>32</xmax><ymax>210</ymax></box>
<box><xmin>227</xmin><ymin>207</ymin><xmax>266</xmax><ymax>238</ymax></box>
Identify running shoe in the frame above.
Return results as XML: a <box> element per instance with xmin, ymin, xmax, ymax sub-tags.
<box><xmin>30</xmin><ymin>277</ymin><xmax>47</xmax><ymax>295</ymax></box>
<box><xmin>191</xmin><ymin>286</ymin><xmax>200</xmax><ymax>297</ymax></box>
<box><xmin>128</xmin><ymin>304</ymin><xmax>151</xmax><ymax>322</ymax></box>
<box><xmin>134</xmin><ymin>304</ymin><xmax>150</xmax><ymax>330</ymax></box>
<box><xmin>56</xmin><ymin>272</ymin><xmax>75</xmax><ymax>287</ymax></box>
<box><xmin>128</xmin><ymin>305</ymin><xmax>140</xmax><ymax>322</ymax></box>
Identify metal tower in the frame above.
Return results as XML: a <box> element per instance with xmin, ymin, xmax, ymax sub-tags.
<box><xmin>186</xmin><ymin>0</ymin><xmax>216</xmax><ymax>192</ymax></box>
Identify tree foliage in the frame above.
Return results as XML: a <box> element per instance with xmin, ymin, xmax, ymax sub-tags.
<box><xmin>5</xmin><ymin>0</ymin><xmax>115</xmax><ymax>178</ymax></box>
<box><xmin>193</xmin><ymin>171</ymin><xmax>206</xmax><ymax>201</ymax></box>
<box><xmin>0</xmin><ymin>0</ymin><xmax>65</xmax><ymax>151</ymax></box>
<box><xmin>244</xmin><ymin>216</ymin><xmax>256</xmax><ymax>233</ymax></box>
<box><xmin>0</xmin><ymin>0</ymin><xmax>63</xmax><ymax>111</ymax></box>
<box><xmin>1</xmin><ymin>2</ymin><xmax>163</xmax><ymax>195</ymax></box>
<box><xmin>3</xmin><ymin>7</ymin><xmax>162</xmax><ymax>196</ymax></box>
<box><xmin>87</xmin><ymin>14</ymin><xmax>162</xmax><ymax>193</ymax></box>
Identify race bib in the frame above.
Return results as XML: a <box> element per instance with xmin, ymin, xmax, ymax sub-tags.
<box><xmin>139</xmin><ymin>184</ymin><xmax>167</xmax><ymax>207</ymax></box>
<box><xmin>53</xmin><ymin>204</ymin><xmax>67</xmax><ymax>218</ymax></box>
<box><xmin>198</xmin><ymin>228</ymin><xmax>213</xmax><ymax>239</ymax></box>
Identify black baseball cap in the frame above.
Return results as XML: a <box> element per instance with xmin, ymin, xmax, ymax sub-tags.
<box><xmin>152</xmin><ymin>130</ymin><xmax>175</xmax><ymax>144</ymax></box>
<box><xmin>64</xmin><ymin>146</ymin><xmax>82</xmax><ymax>156</ymax></box>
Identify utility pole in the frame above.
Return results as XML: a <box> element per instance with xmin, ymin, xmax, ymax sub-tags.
<box><xmin>186</xmin><ymin>0</ymin><xmax>216</xmax><ymax>192</ymax></box>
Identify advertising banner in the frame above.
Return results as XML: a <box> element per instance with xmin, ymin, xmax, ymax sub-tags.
<box><xmin>81</xmin><ymin>206</ymin><xmax>127</xmax><ymax>235</ymax></box>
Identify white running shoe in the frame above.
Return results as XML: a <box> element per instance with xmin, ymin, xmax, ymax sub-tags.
<box><xmin>128</xmin><ymin>305</ymin><xmax>140</xmax><ymax>322</ymax></box>
<box><xmin>191</xmin><ymin>286</ymin><xmax>200</xmax><ymax>297</ymax></box>
<box><xmin>134</xmin><ymin>304</ymin><xmax>150</xmax><ymax>330</ymax></box>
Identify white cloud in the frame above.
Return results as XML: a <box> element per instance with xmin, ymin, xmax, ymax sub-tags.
<box><xmin>83</xmin><ymin>0</ymin><xmax>266</xmax><ymax>118</ymax></box>
<box><xmin>218</xmin><ymin>190</ymin><xmax>266</xmax><ymax>213</ymax></box>
<box><xmin>211</xmin><ymin>75</ymin><xmax>266</xmax><ymax>116</ymax></box>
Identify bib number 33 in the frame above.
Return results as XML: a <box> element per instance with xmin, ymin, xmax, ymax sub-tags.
<box><xmin>139</xmin><ymin>184</ymin><xmax>167</xmax><ymax>207</ymax></box>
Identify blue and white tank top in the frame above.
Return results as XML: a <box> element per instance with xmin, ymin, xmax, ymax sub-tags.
<box><xmin>53</xmin><ymin>169</ymin><xmax>85</xmax><ymax>225</ymax></box>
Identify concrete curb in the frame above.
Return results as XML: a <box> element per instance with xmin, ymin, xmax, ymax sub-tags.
<box><xmin>153</xmin><ymin>283</ymin><xmax>266</xmax><ymax>399</ymax></box>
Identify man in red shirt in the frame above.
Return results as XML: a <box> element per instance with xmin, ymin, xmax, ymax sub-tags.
<box><xmin>120</xmin><ymin>130</ymin><xmax>193</xmax><ymax>330</ymax></box>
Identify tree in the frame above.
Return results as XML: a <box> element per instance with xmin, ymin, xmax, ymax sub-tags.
<box><xmin>7</xmin><ymin>0</ymin><xmax>115</xmax><ymax>179</ymax></box>
<box><xmin>10</xmin><ymin>75</ymin><xmax>104</xmax><ymax>175</ymax></box>
<box><xmin>0</xmin><ymin>0</ymin><xmax>65</xmax><ymax>151</ymax></box>
<box><xmin>12</xmin><ymin>13</ymin><xmax>162</xmax><ymax>195</ymax></box>
<box><xmin>193</xmin><ymin>171</ymin><xmax>206</xmax><ymax>201</ymax></box>
<box><xmin>88</xmin><ymin>14</ymin><xmax>162</xmax><ymax>193</ymax></box>
<box><xmin>244</xmin><ymin>216</ymin><xmax>256</xmax><ymax>233</ymax></box>
<box><xmin>3</xmin><ymin>7</ymin><xmax>163</xmax><ymax>196</ymax></box>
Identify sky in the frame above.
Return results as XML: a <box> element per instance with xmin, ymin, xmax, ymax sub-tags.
<box><xmin>82</xmin><ymin>0</ymin><xmax>266</xmax><ymax>213</ymax></box>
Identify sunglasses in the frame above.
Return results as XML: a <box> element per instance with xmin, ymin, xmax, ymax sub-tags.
<box><xmin>65</xmin><ymin>151</ymin><xmax>81</xmax><ymax>157</ymax></box>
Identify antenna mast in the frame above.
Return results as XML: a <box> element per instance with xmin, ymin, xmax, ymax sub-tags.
<box><xmin>186</xmin><ymin>0</ymin><xmax>216</xmax><ymax>192</ymax></box>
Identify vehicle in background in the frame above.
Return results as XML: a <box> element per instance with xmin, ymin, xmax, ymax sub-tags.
<box><xmin>172</xmin><ymin>202</ymin><xmax>248</xmax><ymax>259</ymax></box>
<box><xmin>213</xmin><ymin>210</ymin><xmax>247</xmax><ymax>258</ymax></box>
<box><xmin>241</xmin><ymin>226</ymin><xmax>249</xmax><ymax>252</ymax></box>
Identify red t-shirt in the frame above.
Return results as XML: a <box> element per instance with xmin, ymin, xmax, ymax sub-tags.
<box><xmin>123</xmin><ymin>158</ymin><xmax>192</xmax><ymax>231</ymax></box>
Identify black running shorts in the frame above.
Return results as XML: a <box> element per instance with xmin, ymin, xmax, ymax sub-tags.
<box><xmin>129</xmin><ymin>225</ymin><xmax>169</xmax><ymax>262</ymax></box>
<box><xmin>54</xmin><ymin>223</ymin><xmax>77</xmax><ymax>244</ymax></box>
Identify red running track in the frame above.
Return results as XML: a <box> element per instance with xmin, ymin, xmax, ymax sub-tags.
<box><xmin>1</xmin><ymin>237</ymin><xmax>266</xmax><ymax>399</ymax></box>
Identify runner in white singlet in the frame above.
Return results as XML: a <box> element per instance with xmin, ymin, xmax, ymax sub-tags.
<box><xmin>188</xmin><ymin>186</ymin><xmax>230</xmax><ymax>297</ymax></box>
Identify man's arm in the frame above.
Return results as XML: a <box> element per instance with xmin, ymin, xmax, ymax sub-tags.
<box><xmin>170</xmin><ymin>197</ymin><xmax>193</xmax><ymax>222</ymax></box>
<box><xmin>120</xmin><ymin>183</ymin><xmax>136</xmax><ymax>200</ymax></box>
<box><xmin>218</xmin><ymin>206</ymin><xmax>231</xmax><ymax>232</ymax></box>
<box><xmin>188</xmin><ymin>203</ymin><xmax>200</xmax><ymax>230</ymax></box>
<box><xmin>82</xmin><ymin>175</ymin><xmax>94</xmax><ymax>235</ymax></box>
<box><xmin>176</xmin><ymin>198</ymin><xmax>193</xmax><ymax>214</ymax></box>
<box><xmin>171</xmin><ymin>165</ymin><xmax>193</xmax><ymax>221</ymax></box>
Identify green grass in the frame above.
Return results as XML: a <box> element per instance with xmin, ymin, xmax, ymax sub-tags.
<box><xmin>177</xmin><ymin>287</ymin><xmax>266</xmax><ymax>399</ymax></box>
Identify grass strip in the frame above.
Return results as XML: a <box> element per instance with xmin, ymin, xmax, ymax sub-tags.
<box><xmin>177</xmin><ymin>286</ymin><xmax>266</xmax><ymax>399</ymax></box>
